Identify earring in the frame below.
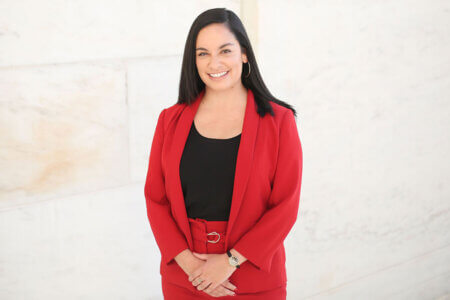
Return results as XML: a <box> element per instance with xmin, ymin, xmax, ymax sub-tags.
<box><xmin>245</xmin><ymin>61</ymin><xmax>251</xmax><ymax>78</ymax></box>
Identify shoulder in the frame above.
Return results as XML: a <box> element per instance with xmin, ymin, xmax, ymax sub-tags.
<box><xmin>265</xmin><ymin>101</ymin><xmax>301</xmax><ymax>151</ymax></box>
<box><xmin>156</xmin><ymin>102</ymin><xmax>187</xmax><ymax>131</ymax></box>
<box><xmin>264</xmin><ymin>101</ymin><xmax>296</xmax><ymax>130</ymax></box>
<box><xmin>161</xmin><ymin>102</ymin><xmax>185</xmax><ymax>118</ymax></box>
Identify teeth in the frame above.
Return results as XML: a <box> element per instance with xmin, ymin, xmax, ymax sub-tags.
<box><xmin>209</xmin><ymin>71</ymin><xmax>228</xmax><ymax>77</ymax></box>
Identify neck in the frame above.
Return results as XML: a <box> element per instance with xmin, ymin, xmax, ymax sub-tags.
<box><xmin>202</xmin><ymin>84</ymin><xmax>248</xmax><ymax>109</ymax></box>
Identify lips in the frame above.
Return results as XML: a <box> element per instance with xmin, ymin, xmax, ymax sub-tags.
<box><xmin>208</xmin><ymin>70</ymin><xmax>229</xmax><ymax>79</ymax></box>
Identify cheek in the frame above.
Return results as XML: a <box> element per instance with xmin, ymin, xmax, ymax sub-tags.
<box><xmin>195</xmin><ymin>60</ymin><xmax>202</xmax><ymax>71</ymax></box>
<box><xmin>231</xmin><ymin>58</ymin><xmax>243</xmax><ymax>70</ymax></box>
<box><xmin>196</xmin><ymin>58</ymin><xmax>207</xmax><ymax>68</ymax></box>
<box><xmin>196</xmin><ymin>62</ymin><xmax>207</xmax><ymax>78</ymax></box>
<box><xmin>230</xmin><ymin>63</ymin><xmax>243</xmax><ymax>77</ymax></box>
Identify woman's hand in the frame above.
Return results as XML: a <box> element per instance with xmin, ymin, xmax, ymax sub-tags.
<box><xmin>188</xmin><ymin>252</ymin><xmax>238</xmax><ymax>295</ymax></box>
<box><xmin>176</xmin><ymin>249</ymin><xmax>237</xmax><ymax>297</ymax></box>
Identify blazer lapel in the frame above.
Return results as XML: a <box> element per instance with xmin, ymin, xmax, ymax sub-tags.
<box><xmin>169</xmin><ymin>88</ymin><xmax>259</xmax><ymax>250</ymax></box>
<box><xmin>225</xmin><ymin>89</ymin><xmax>259</xmax><ymax>248</ymax></box>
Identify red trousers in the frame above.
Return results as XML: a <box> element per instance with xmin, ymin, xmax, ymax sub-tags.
<box><xmin>161</xmin><ymin>217</ymin><xmax>287</xmax><ymax>299</ymax></box>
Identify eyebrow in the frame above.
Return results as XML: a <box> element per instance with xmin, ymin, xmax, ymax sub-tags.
<box><xmin>195</xmin><ymin>42</ymin><xmax>234</xmax><ymax>51</ymax></box>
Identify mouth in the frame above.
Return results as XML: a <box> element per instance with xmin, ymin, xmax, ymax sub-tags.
<box><xmin>208</xmin><ymin>70</ymin><xmax>229</xmax><ymax>80</ymax></box>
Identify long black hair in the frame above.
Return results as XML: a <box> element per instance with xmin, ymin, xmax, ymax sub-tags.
<box><xmin>177</xmin><ymin>7</ymin><xmax>297</xmax><ymax>118</ymax></box>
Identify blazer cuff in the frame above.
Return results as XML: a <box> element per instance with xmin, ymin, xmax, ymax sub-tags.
<box><xmin>231</xmin><ymin>243</ymin><xmax>273</xmax><ymax>273</ymax></box>
<box><xmin>163</xmin><ymin>245</ymin><xmax>189</xmax><ymax>266</ymax></box>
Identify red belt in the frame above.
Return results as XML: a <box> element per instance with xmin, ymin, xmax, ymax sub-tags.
<box><xmin>188</xmin><ymin>217</ymin><xmax>228</xmax><ymax>254</ymax></box>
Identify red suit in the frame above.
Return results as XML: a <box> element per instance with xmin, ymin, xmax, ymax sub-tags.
<box><xmin>144</xmin><ymin>88</ymin><xmax>303</xmax><ymax>298</ymax></box>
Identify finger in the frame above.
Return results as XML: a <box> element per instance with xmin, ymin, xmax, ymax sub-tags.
<box><xmin>221</xmin><ymin>286</ymin><xmax>236</xmax><ymax>296</ymax></box>
<box><xmin>188</xmin><ymin>270</ymin><xmax>201</xmax><ymax>282</ymax></box>
<box><xmin>205</xmin><ymin>289</ymin><xmax>219</xmax><ymax>298</ymax></box>
<box><xmin>190</xmin><ymin>277</ymin><xmax>195</xmax><ymax>286</ymax></box>
<box><xmin>215</xmin><ymin>285</ymin><xmax>236</xmax><ymax>297</ymax></box>
<box><xmin>192</xmin><ymin>278</ymin><xmax>200</xmax><ymax>287</ymax></box>
<box><xmin>203</xmin><ymin>287</ymin><xmax>221</xmax><ymax>298</ymax></box>
<box><xmin>193</xmin><ymin>252</ymin><xmax>208</xmax><ymax>260</ymax></box>
<box><xmin>197</xmin><ymin>280</ymin><xmax>212</xmax><ymax>291</ymax></box>
<box><xmin>204</xmin><ymin>282</ymin><xmax>218</xmax><ymax>294</ymax></box>
<box><xmin>221</xmin><ymin>280</ymin><xmax>237</xmax><ymax>291</ymax></box>
<box><xmin>194</xmin><ymin>277</ymin><xmax>205</xmax><ymax>287</ymax></box>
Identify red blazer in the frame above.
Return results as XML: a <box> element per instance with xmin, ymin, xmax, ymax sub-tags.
<box><xmin>144</xmin><ymin>88</ymin><xmax>303</xmax><ymax>293</ymax></box>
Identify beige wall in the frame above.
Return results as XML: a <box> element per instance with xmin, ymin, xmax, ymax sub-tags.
<box><xmin>1</xmin><ymin>0</ymin><xmax>449</xmax><ymax>299</ymax></box>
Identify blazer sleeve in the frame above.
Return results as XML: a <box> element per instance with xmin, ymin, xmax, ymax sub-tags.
<box><xmin>232</xmin><ymin>109</ymin><xmax>303</xmax><ymax>273</ymax></box>
<box><xmin>144</xmin><ymin>108</ymin><xmax>189</xmax><ymax>265</ymax></box>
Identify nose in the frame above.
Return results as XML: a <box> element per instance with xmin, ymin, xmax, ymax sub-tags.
<box><xmin>208</xmin><ymin>55</ymin><xmax>225</xmax><ymax>70</ymax></box>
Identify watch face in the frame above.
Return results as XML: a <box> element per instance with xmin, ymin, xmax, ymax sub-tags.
<box><xmin>230</xmin><ymin>256</ymin><xmax>239</xmax><ymax>266</ymax></box>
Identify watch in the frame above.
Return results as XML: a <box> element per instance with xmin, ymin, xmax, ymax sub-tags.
<box><xmin>227</xmin><ymin>250</ymin><xmax>241</xmax><ymax>268</ymax></box>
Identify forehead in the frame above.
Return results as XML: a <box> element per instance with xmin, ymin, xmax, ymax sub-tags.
<box><xmin>196</xmin><ymin>23</ymin><xmax>237</xmax><ymax>48</ymax></box>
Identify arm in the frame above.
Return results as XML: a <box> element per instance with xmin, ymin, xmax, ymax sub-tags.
<box><xmin>174</xmin><ymin>248</ymin><xmax>197</xmax><ymax>275</ymax></box>
<box><xmin>144</xmin><ymin>108</ymin><xmax>190</xmax><ymax>265</ymax></box>
<box><xmin>231</xmin><ymin>109</ymin><xmax>303</xmax><ymax>273</ymax></box>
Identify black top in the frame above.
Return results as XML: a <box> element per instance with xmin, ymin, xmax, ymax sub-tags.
<box><xmin>179</xmin><ymin>121</ymin><xmax>241</xmax><ymax>221</ymax></box>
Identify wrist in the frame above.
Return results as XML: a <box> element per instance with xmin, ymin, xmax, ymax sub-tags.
<box><xmin>174</xmin><ymin>248</ymin><xmax>192</xmax><ymax>262</ymax></box>
<box><xmin>229</xmin><ymin>248</ymin><xmax>247</xmax><ymax>265</ymax></box>
<box><xmin>174</xmin><ymin>249</ymin><xmax>195</xmax><ymax>272</ymax></box>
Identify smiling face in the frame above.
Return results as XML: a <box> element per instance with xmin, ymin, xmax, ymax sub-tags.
<box><xmin>195</xmin><ymin>23</ymin><xmax>248</xmax><ymax>91</ymax></box>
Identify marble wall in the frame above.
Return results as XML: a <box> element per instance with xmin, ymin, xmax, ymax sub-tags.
<box><xmin>1</xmin><ymin>0</ymin><xmax>449</xmax><ymax>299</ymax></box>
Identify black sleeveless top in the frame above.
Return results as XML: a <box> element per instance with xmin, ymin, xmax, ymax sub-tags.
<box><xmin>179</xmin><ymin>121</ymin><xmax>241</xmax><ymax>221</ymax></box>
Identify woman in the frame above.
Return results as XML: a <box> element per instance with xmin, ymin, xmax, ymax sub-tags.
<box><xmin>144</xmin><ymin>8</ymin><xmax>303</xmax><ymax>299</ymax></box>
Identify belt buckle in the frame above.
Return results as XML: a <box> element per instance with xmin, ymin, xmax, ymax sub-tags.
<box><xmin>207</xmin><ymin>231</ymin><xmax>220</xmax><ymax>243</ymax></box>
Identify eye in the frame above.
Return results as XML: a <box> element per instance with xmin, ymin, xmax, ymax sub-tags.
<box><xmin>198</xmin><ymin>49</ymin><xmax>231</xmax><ymax>57</ymax></box>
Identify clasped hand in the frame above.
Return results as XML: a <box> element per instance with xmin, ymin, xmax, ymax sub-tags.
<box><xmin>188</xmin><ymin>252</ymin><xmax>238</xmax><ymax>294</ymax></box>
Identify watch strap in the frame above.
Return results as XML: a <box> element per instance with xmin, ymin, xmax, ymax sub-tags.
<box><xmin>227</xmin><ymin>250</ymin><xmax>241</xmax><ymax>268</ymax></box>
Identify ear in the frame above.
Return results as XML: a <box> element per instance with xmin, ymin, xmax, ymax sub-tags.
<box><xmin>242</xmin><ymin>54</ymin><xmax>248</xmax><ymax>64</ymax></box>
<box><xmin>241</xmin><ymin>49</ymin><xmax>248</xmax><ymax>63</ymax></box>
